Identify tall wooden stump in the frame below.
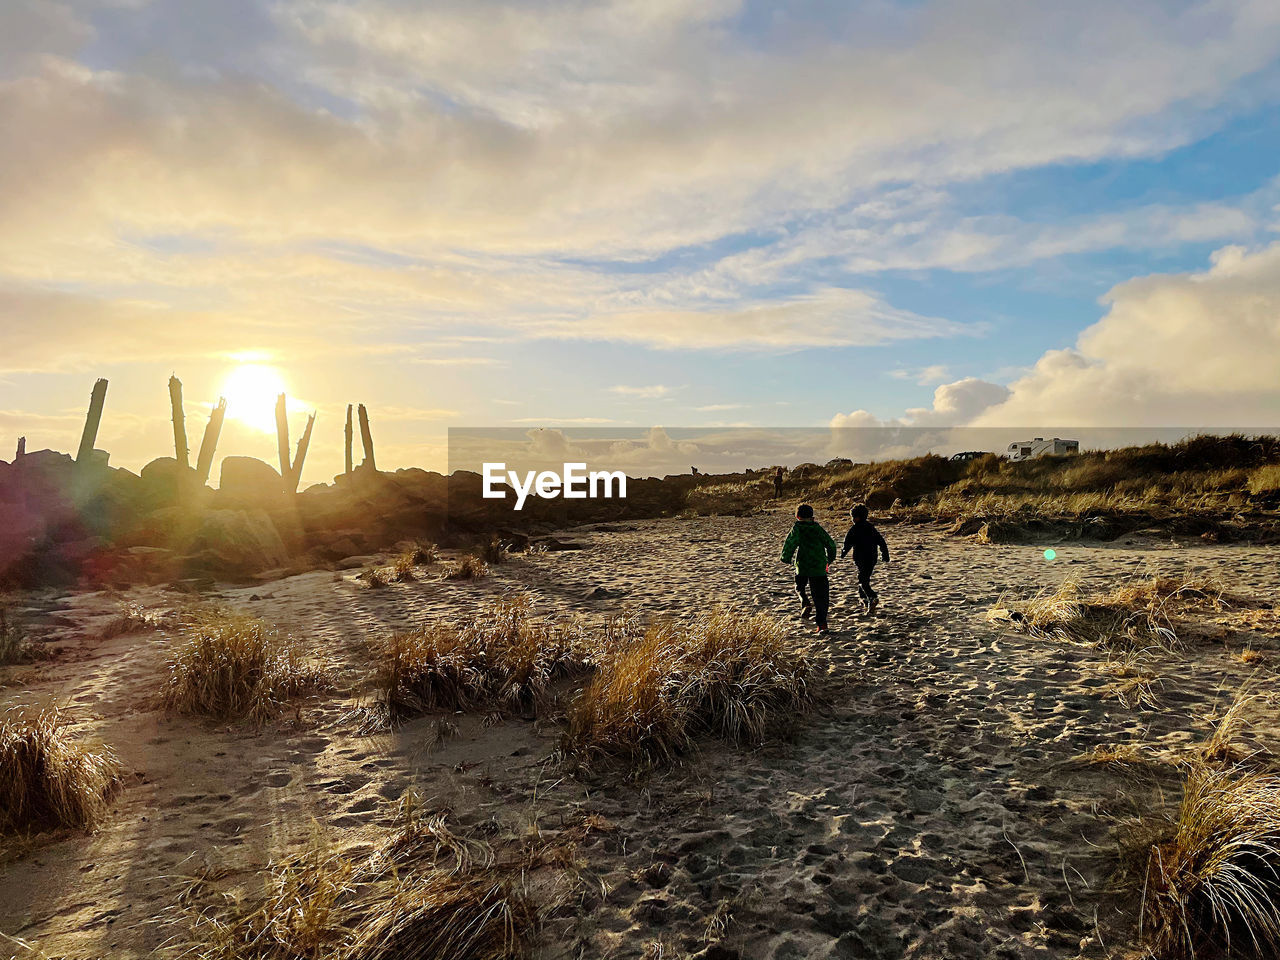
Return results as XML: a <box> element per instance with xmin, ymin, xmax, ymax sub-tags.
<box><xmin>275</xmin><ymin>393</ymin><xmax>291</xmax><ymax>483</ymax></box>
<box><xmin>76</xmin><ymin>378</ymin><xmax>108</xmax><ymax>464</ymax></box>
<box><xmin>357</xmin><ymin>403</ymin><xmax>376</xmax><ymax>471</ymax></box>
<box><xmin>288</xmin><ymin>412</ymin><xmax>316</xmax><ymax>493</ymax></box>
<box><xmin>14</xmin><ymin>437</ymin><xmax>24</xmax><ymax>459</ymax></box>
<box><xmin>169</xmin><ymin>375</ymin><xmax>189</xmax><ymax>469</ymax></box>
<box><xmin>195</xmin><ymin>398</ymin><xmax>227</xmax><ymax>486</ymax></box>
<box><xmin>344</xmin><ymin>404</ymin><xmax>354</xmax><ymax>476</ymax></box>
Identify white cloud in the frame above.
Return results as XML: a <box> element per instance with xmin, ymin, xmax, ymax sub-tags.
<box><xmin>831</xmin><ymin>377</ymin><xmax>1011</xmax><ymax>432</ymax></box>
<box><xmin>973</xmin><ymin>243</ymin><xmax>1280</xmax><ymax>426</ymax></box>
<box><xmin>891</xmin><ymin>364</ymin><xmax>952</xmax><ymax>386</ymax></box>
<box><xmin>610</xmin><ymin>384</ymin><xmax>672</xmax><ymax>399</ymax></box>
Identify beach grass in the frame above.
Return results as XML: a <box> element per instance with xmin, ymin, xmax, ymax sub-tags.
<box><xmin>0</xmin><ymin>707</ymin><xmax>122</xmax><ymax>833</ymax></box>
<box><xmin>160</xmin><ymin>609</ymin><xmax>328</xmax><ymax>723</ymax></box>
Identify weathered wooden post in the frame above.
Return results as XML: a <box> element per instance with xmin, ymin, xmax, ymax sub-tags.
<box><xmin>357</xmin><ymin>403</ymin><xmax>376</xmax><ymax>471</ymax></box>
<box><xmin>344</xmin><ymin>404</ymin><xmax>354</xmax><ymax>476</ymax></box>
<box><xmin>288</xmin><ymin>412</ymin><xmax>316</xmax><ymax>493</ymax></box>
<box><xmin>195</xmin><ymin>398</ymin><xmax>227</xmax><ymax>486</ymax></box>
<box><xmin>76</xmin><ymin>378</ymin><xmax>108</xmax><ymax>464</ymax></box>
<box><xmin>275</xmin><ymin>393</ymin><xmax>291</xmax><ymax>481</ymax></box>
<box><xmin>169</xmin><ymin>375</ymin><xmax>190</xmax><ymax>469</ymax></box>
<box><xmin>14</xmin><ymin>437</ymin><xmax>24</xmax><ymax>459</ymax></box>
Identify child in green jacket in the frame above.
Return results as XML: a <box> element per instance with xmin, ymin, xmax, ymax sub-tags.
<box><xmin>781</xmin><ymin>503</ymin><xmax>838</xmax><ymax>632</ymax></box>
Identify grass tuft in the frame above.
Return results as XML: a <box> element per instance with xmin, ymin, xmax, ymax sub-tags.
<box><xmin>561</xmin><ymin>608</ymin><xmax>812</xmax><ymax>771</ymax></box>
<box><xmin>179</xmin><ymin>819</ymin><xmax>537</xmax><ymax>960</ymax></box>
<box><xmin>443</xmin><ymin>555</ymin><xmax>489</xmax><ymax>581</ymax></box>
<box><xmin>0</xmin><ymin>707</ymin><xmax>122</xmax><ymax>833</ymax></box>
<box><xmin>347</xmin><ymin>871</ymin><xmax>536</xmax><ymax>960</ymax></box>
<box><xmin>1128</xmin><ymin>766</ymin><xmax>1280</xmax><ymax>958</ymax></box>
<box><xmin>0</xmin><ymin>606</ymin><xmax>36</xmax><ymax>665</ymax></box>
<box><xmin>987</xmin><ymin>572</ymin><xmax>1240</xmax><ymax>653</ymax></box>
<box><xmin>359</xmin><ymin>566</ymin><xmax>392</xmax><ymax>588</ymax></box>
<box><xmin>375</xmin><ymin>595</ymin><xmax>590</xmax><ymax>722</ymax></box>
<box><xmin>160</xmin><ymin>609</ymin><xmax>328</xmax><ymax>723</ymax></box>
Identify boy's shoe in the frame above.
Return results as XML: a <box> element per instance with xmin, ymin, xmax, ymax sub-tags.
<box><xmin>868</xmin><ymin>595</ymin><xmax>879</xmax><ymax>615</ymax></box>
<box><xmin>815</xmin><ymin>624</ymin><xmax>828</xmax><ymax>634</ymax></box>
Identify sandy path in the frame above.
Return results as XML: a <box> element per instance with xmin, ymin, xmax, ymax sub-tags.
<box><xmin>1</xmin><ymin>508</ymin><xmax>1276</xmax><ymax>959</ymax></box>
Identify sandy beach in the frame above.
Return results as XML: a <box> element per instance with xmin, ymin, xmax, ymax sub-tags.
<box><xmin>2</xmin><ymin>508</ymin><xmax>1277</xmax><ymax>959</ymax></box>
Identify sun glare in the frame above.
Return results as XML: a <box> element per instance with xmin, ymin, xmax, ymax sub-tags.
<box><xmin>220</xmin><ymin>364</ymin><xmax>288</xmax><ymax>434</ymax></box>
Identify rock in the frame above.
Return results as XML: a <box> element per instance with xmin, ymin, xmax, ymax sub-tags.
<box><xmin>536</xmin><ymin>538</ymin><xmax>585</xmax><ymax>552</ymax></box>
<box><xmin>167</xmin><ymin>577</ymin><xmax>215</xmax><ymax>593</ymax></box>
<box><xmin>218</xmin><ymin>457</ymin><xmax>284</xmax><ymax>505</ymax></box>
<box><xmin>183</xmin><ymin>509</ymin><xmax>290</xmax><ymax>577</ymax></box>
<box><xmin>139</xmin><ymin>457</ymin><xmax>197</xmax><ymax>505</ymax></box>
<box><xmin>337</xmin><ymin>554</ymin><xmax>380</xmax><ymax>570</ymax></box>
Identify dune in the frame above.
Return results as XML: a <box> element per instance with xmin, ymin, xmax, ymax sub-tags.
<box><xmin>0</xmin><ymin>506</ymin><xmax>1277</xmax><ymax>959</ymax></box>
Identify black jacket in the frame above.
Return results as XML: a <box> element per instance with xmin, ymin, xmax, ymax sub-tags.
<box><xmin>841</xmin><ymin>520</ymin><xmax>889</xmax><ymax>564</ymax></box>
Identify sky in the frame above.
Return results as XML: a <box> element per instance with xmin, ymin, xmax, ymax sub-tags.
<box><xmin>2</xmin><ymin>0</ymin><xmax>1279</xmax><ymax>483</ymax></box>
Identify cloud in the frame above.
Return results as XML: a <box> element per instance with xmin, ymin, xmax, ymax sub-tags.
<box><xmin>973</xmin><ymin>243</ymin><xmax>1280</xmax><ymax>426</ymax></box>
<box><xmin>610</xmin><ymin>384</ymin><xmax>672</xmax><ymax>399</ymax></box>
<box><xmin>554</xmin><ymin>288</ymin><xmax>965</xmax><ymax>350</ymax></box>
<box><xmin>832</xmin><ymin>377</ymin><xmax>1011</xmax><ymax>431</ymax></box>
<box><xmin>891</xmin><ymin>365</ymin><xmax>952</xmax><ymax>386</ymax></box>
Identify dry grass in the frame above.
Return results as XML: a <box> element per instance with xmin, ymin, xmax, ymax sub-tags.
<box><xmin>188</xmin><ymin>830</ymin><xmax>355</xmax><ymax>960</ymax></box>
<box><xmin>406</xmin><ymin>543</ymin><xmax>439</xmax><ymax>566</ymax></box>
<box><xmin>1071</xmin><ymin>742</ymin><xmax>1162</xmax><ymax>772</ymax></box>
<box><xmin>1248</xmin><ymin>464</ymin><xmax>1280</xmax><ymax>497</ymax></box>
<box><xmin>358</xmin><ymin>565</ymin><xmax>392</xmax><ymax>588</ymax></box>
<box><xmin>0</xmin><ymin>606</ymin><xmax>37</xmax><ymax>665</ymax></box>
<box><xmin>347</xmin><ymin>871</ymin><xmax>536</xmax><ymax>960</ymax></box>
<box><xmin>374</xmin><ymin>595</ymin><xmax>591</xmax><ymax>722</ymax></box>
<box><xmin>561</xmin><ymin>609</ymin><xmax>812</xmax><ymax>771</ymax></box>
<box><xmin>987</xmin><ymin>572</ymin><xmax>1241</xmax><ymax>654</ymax></box>
<box><xmin>160</xmin><ymin>609</ymin><xmax>329</xmax><ymax>723</ymax></box>
<box><xmin>179</xmin><ymin>816</ymin><xmax>538</xmax><ymax>960</ymax></box>
<box><xmin>443</xmin><ymin>555</ymin><xmax>489</xmax><ymax>581</ymax></box>
<box><xmin>480</xmin><ymin>538</ymin><xmax>508</xmax><ymax>565</ymax></box>
<box><xmin>1126</xmin><ymin>766</ymin><xmax>1280</xmax><ymax>958</ymax></box>
<box><xmin>0</xmin><ymin>707</ymin><xmax>122</xmax><ymax>833</ymax></box>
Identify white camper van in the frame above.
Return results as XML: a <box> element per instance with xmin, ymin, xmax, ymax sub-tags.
<box><xmin>1005</xmin><ymin>437</ymin><xmax>1080</xmax><ymax>461</ymax></box>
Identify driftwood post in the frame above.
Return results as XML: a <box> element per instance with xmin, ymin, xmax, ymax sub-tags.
<box><xmin>14</xmin><ymin>437</ymin><xmax>24</xmax><ymax>459</ymax></box>
<box><xmin>344</xmin><ymin>404</ymin><xmax>354</xmax><ymax>476</ymax></box>
<box><xmin>288</xmin><ymin>412</ymin><xmax>316</xmax><ymax>493</ymax></box>
<box><xmin>169</xmin><ymin>375</ymin><xmax>189</xmax><ymax>469</ymax></box>
<box><xmin>76</xmin><ymin>378</ymin><xmax>108</xmax><ymax>464</ymax></box>
<box><xmin>195</xmin><ymin>398</ymin><xmax>227</xmax><ymax>486</ymax></box>
<box><xmin>274</xmin><ymin>393</ymin><xmax>291</xmax><ymax>482</ymax></box>
<box><xmin>357</xmin><ymin>403</ymin><xmax>376</xmax><ymax>471</ymax></box>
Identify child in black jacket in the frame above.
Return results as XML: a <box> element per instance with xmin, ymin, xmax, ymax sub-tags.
<box><xmin>841</xmin><ymin>504</ymin><xmax>889</xmax><ymax>613</ymax></box>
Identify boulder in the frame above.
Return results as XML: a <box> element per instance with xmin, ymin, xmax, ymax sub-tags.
<box><xmin>218</xmin><ymin>457</ymin><xmax>284</xmax><ymax>505</ymax></box>
<box><xmin>139</xmin><ymin>456</ymin><xmax>197</xmax><ymax>506</ymax></box>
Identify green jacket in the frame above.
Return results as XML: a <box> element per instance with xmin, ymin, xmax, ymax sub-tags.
<box><xmin>781</xmin><ymin>520</ymin><xmax>837</xmax><ymax>576</ymax></box>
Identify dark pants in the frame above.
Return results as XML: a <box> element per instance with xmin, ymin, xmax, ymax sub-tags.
<box><xmin>795</xmin><ymin>574</ymin><xmax>830</xmax><ymax>628</ymax></box>
<box><xmin>773</xmin><ymin>479</ymin><xmax>782</xmax><ymax>498</ymax></box>
<box><xmin>856</xmin><ymin>559</ymin><xmax>878</xmax><ymax>604</ymax></box>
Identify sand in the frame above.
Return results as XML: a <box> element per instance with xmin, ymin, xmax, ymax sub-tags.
<box><xmin>1</xmin><ymin>507</ymin><xmax>1277</xmax><ymax>959</ymax></box>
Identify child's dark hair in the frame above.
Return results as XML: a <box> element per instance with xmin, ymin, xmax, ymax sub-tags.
<box><xmin>850</xmin><ymin>503</ymin><xmax>869</xmax><ymax>520</ymax></box>
<box><xmin>796</xmin><ymin>503</ymin><xmax>814</xmax><ymax>519</ymax></box>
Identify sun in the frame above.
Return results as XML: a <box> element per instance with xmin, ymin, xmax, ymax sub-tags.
<box><xmin>220</xmin><ymin>363</ymin><xmax>288</xmax><ymax>434</ymax></box>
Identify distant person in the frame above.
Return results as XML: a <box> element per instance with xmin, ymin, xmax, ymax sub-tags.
<box><xmin>781</xmin><ymin>503</ymin><xmax>837</xmax><ymax>632</ymax></box>
<box><xmin>773</xmin><ymin>466</ymin><xmax>784</xmax><ymax>498</ymax></box>
<box><xmin>841</xmin><ymin>503</ymin><xmax>890</xmax><ymax>614</ymax></box>
<box><xmin>691</xmin><ymin>466</ymin><xmax>699</xmax><ymax>475</ymax></box>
